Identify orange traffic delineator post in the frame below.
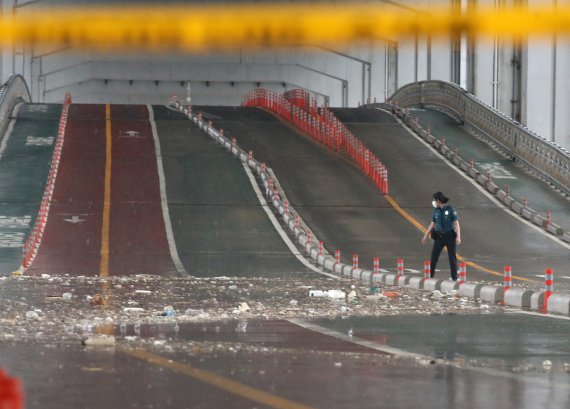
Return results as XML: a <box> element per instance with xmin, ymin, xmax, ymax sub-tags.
<box><xmin>335</xmin><ymin>249</ymin><xmax>341</xmax><ymax>264</ymax></box>
<box><xmin>373</xmin><ymin>257</ymin><xmax>380</xmax><ymax>274</ymax></box>
<box><xmin>306</xmin><ymin>229</ymin><xmax>312</xmax><ymax>245</ymax></box>
<box><xmin>504</xmin><ymin>266</ymin><xmax>512</xmax><ymax>291</ymax></box>
<box><xmin>544</xmin><ymin>268</ymin><xmax>554</xmax><ymax>311</ymax></box>
<box><xmin>397</xmin><ymin>259</ymin><xmax>404</xmax><ymax>276</ymax></box>
<box><xmin>352</xmin><ymin>253</ymin><xmax>359</xmax><ymax>269</ymax></box>
<box><xmin>424</xmin><ymin>261</ymin><xmax>430</xmax><ymax>279</ymax></box>
<box><xmin>459</xmin><ymin>262</ymin><xmax>467</xmax><ymax>284</ymax></box>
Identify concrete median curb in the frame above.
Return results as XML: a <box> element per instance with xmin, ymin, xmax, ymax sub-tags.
<box><xmin>504</xmin><ymin>287</ymin><xmax>533</xmax><ymax>308</ymax></box>
<box><xmin>547</xmin><ymin>294</ymin><xmax>570</xmax><ymax>315</ymax></box>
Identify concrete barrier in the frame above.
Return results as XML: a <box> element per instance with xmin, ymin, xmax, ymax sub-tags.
<box><xmin>511</xmin><ymin>201</ymin><xmax>524</xmax><ymax>215</ymax></box>
<box><xmin>407</xmin><ymin>276</ymin><xmax>425</xmax><ymax>289</ymax></box>
<box><xmin>531</xmin><ymin>290</ymin><xmax>546</xmax><ymax>310</ymax></box>
<box><xmin>383</xmin><ymin>273</ymin><xmax>398</xmax><ymax>285</ymax></box>
<box><xmin>504</xmin><ymin>287</ymin><xmax>534</xmax><ymax>308</ymax></box>
<box><xmin>521</xmin><ymin>207</ymin><xmax>536</xmax><ymax>221</ymax></box>
<box><xmin>397</xmin><ymin>275</ymin><xmax>412</xmax><ymax>286</ymax></box>
<box><xmin>371</xmin><ymin>273</ymin><xmax>388</xmax><ymax>283</ymax></box>
<box><xmin>341</xmin><ymin>265</ymin><xmax>353</xmax><ymax>277</ymax></box>
<box><xmin>423</xmin><ymin>278</ymin><xmax>443</xmax><ymax>291</ymax></box>
<box><xmin>546</xmin><ymin>222</ymin><xmax>564</xmax><ymax>236</ymax></box>
<box><xmin>546</xmin><ymin>294</ymin><xmax>570</xmax><ymax>315</ymax></box>
<box><xmin>360</xmin><ymin>270</ymin><xmax>373</xmax><ymax>283</ymax></box>
<box><xmin>480</xmin><ymin>285</ymin><xmax>504</xmax><ymax>304</ymax></box>
<box><xmin>440</xmin><ymin>280</ymin><xmax>460</xmax><ymax>293</ymax></box>
<box><xmin>459</xmin><ymin>282</ymin><xmax>483</xmax><ymax>299</ymax></box>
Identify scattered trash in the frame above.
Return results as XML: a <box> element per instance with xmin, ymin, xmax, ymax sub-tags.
<box><xmin>41</xmin><ymin>274</ymin><xmax>51</xmax><ymax>279</ymax></box>
<box><xmin>383</xmin><ymin>291</ymin><xmax>400</xmax><ymax>298</ymax></box>
<box><xmin>25</xmin><ymin>311</ymin><xmax>40</xmax><ymax>320</ymax></box>
<box><xmin>123</xmin><ymin>307</ymin><xmax>145</xmax><ymax>313</ymax></box>
<box><xmin>238</xmin><ymin>302</ymin><xmax>250</xmax><ymax>312</ymax></box>
<box><xmin>185</xmin><ymin>308</ymin><xmax>205</xmax><ymax>316</ymax></box>
<box><xmin>289</xmin><ymin>299</ymin><xmax>298</xmax><ymax>306</ymax></box>
<box><xmin>91</xmin><ymin>294</ymin><xmax>106</xmax><ymax>306</ymax></box>
<box><xmin>228</xmin><ymin>285</ymin><xmax>238</xmax><ymax>291</ymax></box>
<box><xmin>160</xmin><ymin>306</ymin><xmax>176</xmax><ymax>317</ymax></box>
<box><xmin>347</xmin><ymin>290</ymin><xmax>357</xmax><ymax>301</ymax></box>
<box><xmin>135</xmin><ymin>290</ymin><xmax>152</xmax><ymax>295</ymax></box>
<box><xmin>431</xmin><ymin>290</ymin><xmax>444</xmax><ymax>299</ymax></box>
<box><xmin>340</xmin><ymin>306</ymin><xmax>350</xmax><ymax>314</ymax></box>
<box><xmin>309</xmin><ymin>290</ymin><xmax>346</xmax><ymax>299</ymax></box>
<box><xmin>62</xmin><ymin>292</ymin><xmax>73</xmax><ymax>301</ymax></box>
<box><xmin>82</xmin><ymin>335</ymin><xmax>116</xmax><ymax>347</ymax></box>
<box><xmin>543</xmin><ymin>360</ymin><xmax>553</xmax><ymax>371</ymax></box>
<box><xmin>334</xmin><ymin>362</ymin><xmax>343</xmax><ymax>367</ymax></box>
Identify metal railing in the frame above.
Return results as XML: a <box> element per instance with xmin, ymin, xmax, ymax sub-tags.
<box><xmin>0</xmin><ymin>75</ymin><xmax>31</xmax><ymax>136</ymax></box>
<box><xmin>388</xmin><ymin>80</ymin><xmax>570</xmax><ymax>195</ymax></box>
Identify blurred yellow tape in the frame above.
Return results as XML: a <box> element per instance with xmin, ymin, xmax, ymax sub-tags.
<box><xmin>8</xmin><ymin>5</ymin><xmax>570</xmax><ymax>50</ymax></box>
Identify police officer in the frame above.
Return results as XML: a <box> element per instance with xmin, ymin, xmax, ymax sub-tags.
<box><xmin>421</xmin><ymin>191</ymin><xmax>461</xmax><ymax>280</ymax></box>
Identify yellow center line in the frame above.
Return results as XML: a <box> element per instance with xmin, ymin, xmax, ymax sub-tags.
<box><xmin>384</xmin><ymin>194</ymin><xmax>538</xmax><ymax>283</ymax></box>
<box><xmin>121</xmin><ymin>348</ymin><xmax>316</xmax><ymax>409</ymax></box>
<box><xmin>100</xmin><ymin>104</ymin><xmax>112</xmax><ymax>278</ymax></box>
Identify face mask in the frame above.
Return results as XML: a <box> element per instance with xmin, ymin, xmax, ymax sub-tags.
<box><xmin>432</xmin><ymin>200</ymin><xmax>437</xmax><ymax>208</ymax></box>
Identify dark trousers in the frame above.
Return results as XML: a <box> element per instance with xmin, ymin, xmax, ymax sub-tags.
<box><xmin>430</xmin><ymin>232</ymin><xmax>458</xmax><ymax>280</ymax></box>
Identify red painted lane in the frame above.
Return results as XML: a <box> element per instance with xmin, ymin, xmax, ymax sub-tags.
<box><xmin>108</xmin><ymin>105</ymin><xmax>177</xmax><ymax>275</ymax></box>
<box><xmin>27</xmin><ymin>104</ymin><xmax>106</xmax><ymax>275</ymax></box>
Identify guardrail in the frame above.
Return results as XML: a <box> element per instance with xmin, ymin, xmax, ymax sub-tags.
<box><xmin>0</xmin><ymin>75</ymin><xmax>31</xmax><ymax>136</ymax></box>
<box><xmin>243</xmin><ymin>88</ymin><xmax>388</xmax><ymax>194</ymax></box>
<box><xmin>387</xmin><ymin>80</ymin><xmax>570</xmax><ymax>196</ymax></box>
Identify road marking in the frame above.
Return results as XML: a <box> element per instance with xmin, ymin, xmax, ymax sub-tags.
<box><xmin>477</xmin><ymin>162</ymin><xmax>517</xmax><ymax>179</ymax></box>
<box><xmin>62</xmin><ymin>215</ymin><xmax>86</xmax><ymax>224</ymax></box>
<box><xmin>119</xmin><ymin>130</ymin><xmax>142</xmax><ymax>138</ymax></box>
<box><xmin>241</xmin><ymin>162</ymin><xmax>337</xmax><ymax>279</ymax></box>
<box><xmin>28</xmin><ymin>105</ymin><xmax>48</xmax><ymax>112</ymax></box>
<box><xmin>289</xmin><ymin>318</ymin><xmax>570</xmax><ymax>391</ymax></box>
<box><xmin>384</xmin><ymin>108</ymin><xmax>570</xmax><ymax>252</ymax></box>
<box><xmin>287</xmin><ymin>318</ymin><xmax>426</xmax><ymax>358</ymax></box>
<box><xmin>121</xmin><ymin>348</ymin><xmax>316</xmax><ymax>409</ymax></box>
<box><xmin>100</xmin><ymin>104</ymin><xmax>112</xmax><ymax>278</ymax></box>
<box><xmin>0</xmin><ymin>232</ymin><xmax>25</xmax><ymax>248</ymax></box>
<box><xmin>0</xmin><ymin>216</ymin><xmax>31</xmax><ymax>228</ymax></box>
<box><xmin>511</xmin><ymin>310</ymin><xmax>570</xmax><ymax>321</ymax></box>
<box><xmin>26</xmin><ymin>136</ymin><xmax>54</xmax><ymax>146</ymax></box>
<box><xmin>148</xmin><ymin>105</ymin><xmax>185</xmax><ymax>274</ymax></box>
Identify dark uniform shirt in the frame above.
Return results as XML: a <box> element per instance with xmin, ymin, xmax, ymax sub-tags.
<box><xmin>432</xmin><ymin>205</ymin><xmax>459</xmax><ymax>232</ymax></box>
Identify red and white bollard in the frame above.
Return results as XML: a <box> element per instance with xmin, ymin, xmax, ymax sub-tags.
<box><xmin>424</xmin><ymin>261</ymin><xmax>431</xmax><ymax>279</ymax></box>
<box><xmin>544</xmin><ymin>268</ymin><xmax>554</xmax><ymax>310</ymax></box>
<box><xmin>261</xmin><ymin>162</ymin><xmax>266</xmax><ymax>173</ymax></box>
<box><xmin>284</xmin><ymin>201</ymin><xmax>289</xmax><ymax>213</ymax></box>
<box><xmin>248</xmin><ymin>150</ymin><xmax>253</xmax><ymax>162</ymax></box>
<box><xmin>458</xmin><ymin>262</ymin><xmax>467</xmax><ymax>284</ymax></box>
<box><xmin>503</xmin><ymin>266</ymin><xmax>512</xmax><ymax>291</ymax></box>
<box><xmin>318</xmin><ymin>241</ymin><xmax>324</xmax><ymax>256</ymax></box>
<box><xmin>294</xmin><ymin>215</ymin><xmax>300</xmax><ymax>229</ymax></box>
<box><xmin>306</xmin><ymin>230</ymin><xmax>312</xmax><ymax>244</ymax></box>
<box><xmin>373</xmin><ymin>258</ymin><xmax>380</xmax><ymax>274</ymax></box>
<box><xmin>545</xmin><ymin>211</ymin><xmax>551</xmax><ymax>229</ymax></box>
<box><xmin>335</xmin><ymin>250</ymin><xmax>341</xmax><ymax>264</ymax></box>
<box><xmin>352</xmin><ymin>254</ymin><xmax>359</xmax><ymax>269</ymax></box>
<box><xmin>208</xmin><ymin>120</ymin><xmax>212</xmax><ymax>129</ymax></box>
<box><xmin>397</xmin><ymin>259</ymin><xmax>404</xmax><ymax>276</ymax></box>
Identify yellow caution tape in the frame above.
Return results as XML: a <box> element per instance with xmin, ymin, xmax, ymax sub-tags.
<box><xmin>6</xmin><ymin>5</ymin><xmax>570</xmax><ymax>51</ymax></box>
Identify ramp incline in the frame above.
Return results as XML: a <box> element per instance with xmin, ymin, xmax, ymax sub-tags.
<box><xmin>152</xmin><ymin>105</ymin><xmax>312</xmax><ymax>277</ymax></box>
<box><xmin>196</xmin><ymin>106</ymin><xmax>423</xmax><ymax>273</ymax></box>
<box><xmin>332</xmin><ymin>107</ymin><xmax>569</xmax><ymax>284</ymax></box>
<box><xmin>26</xmin><ymin>104</ymin><xmax>180</xmax><ymax>276</ymax></box>
<box><xmin>0</xmin><ymin>103</ymin><xmax>60</xmax><ymax>274</ymax></box>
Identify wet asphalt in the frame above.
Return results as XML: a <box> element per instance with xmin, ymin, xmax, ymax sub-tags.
<box><xmin>0</xmin><ymin>104</ymin><xmax>569</xmax><ymax>409</ymax></box>
<box><xmin>2</xmin><ymin>315</ymin><xmax>570</xmax><ymax>409</ymax></box>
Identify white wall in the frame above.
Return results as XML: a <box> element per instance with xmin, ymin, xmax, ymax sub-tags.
<box><xmin>1</xmin><ymin>0</ymin><xmax>569</xmax><ymax>150</ymax></box>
